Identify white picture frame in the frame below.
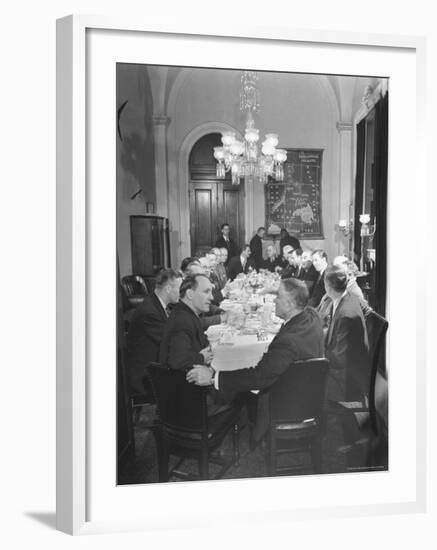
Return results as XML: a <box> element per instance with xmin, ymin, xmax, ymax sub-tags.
<box><xmin>56</xmin><ymin>14</ymin><xmax>427</xmax><ymax>536</ymax></box>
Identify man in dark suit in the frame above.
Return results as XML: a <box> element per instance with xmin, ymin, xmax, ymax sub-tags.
<box><xmin>214</xmin><ymin>223</ymin><xmax>238</xmax><ymax>264</ymax></box>
<box><xmin>160</xmin><ymin>273</ymin><xmax>229</xmax><ymax>415</ymax></box>
<box><xmin>301</xmin><ymin>250</ymin><xmax>319</xmax><ymax>292</ymax></box>
<box><xmin>179</xmin><ymin>259</ymin><xmax>226</xmax><ymax>329</ymax></box>
<box><xmin>186</xmin><ymin>278</ymin><xmax>325</xmax><ymax>441</ymax></box>
<box><xmin>159</xmin><ymin>273</ymin><xmax>214</xmax><ymax>371</ymax></box>
<box><xmin>126</xmin><ymin>268</ymin><xmax>183</xmax><ymax>395</ymax></box>
<box><xmin>249</xmin><ymin>226</ymin><xmax>265</xmax><ymax>270</ymax></box>
<box><xmin>260</xmin><ymin>243</ymin><xmax>282</xmax><ymax>272</ymax></box>
<box><xmin>279</xmin><ymin>228</ymin><xmax>300</xmax><ymax>256</ymax></box>
<box><xmin>308</xmin><ymin>249</ymin><xmax>328</xmax><ymax>308</ymax></box>
<box><xmin>226</xmin><ymin>244</ymin><xmax>256</xmax><ymax>281</ymax></box>
<box><xmin>323</xmin><ymin>265</ymin><xmax>372</xmax><ymax>468</ymax></box>
<box><xmin>323</xmin><ymin>265</ymin><xmax>370</xmax><ymax>402</ymax></box>
<box><xmin>280</xmin><ymin>245</ymin><xmax>296</xmax><ymax>278</ymax></box>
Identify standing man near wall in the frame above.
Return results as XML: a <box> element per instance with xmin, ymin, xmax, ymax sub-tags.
<box><xmin>249</xmin><ymin>227</ymin><xmax>266</xmax><ymax>270</ymax></box>
<box><xmin>215</xmin><ymin>223</ymin><xmax>238</xmax><ymax>265</ymax></box>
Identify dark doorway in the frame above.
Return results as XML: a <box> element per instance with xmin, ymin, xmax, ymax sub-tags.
<box><xmin>189</xmin><ymin>133</ymin><xmax>245</xmax><ymax>256</ymax></box>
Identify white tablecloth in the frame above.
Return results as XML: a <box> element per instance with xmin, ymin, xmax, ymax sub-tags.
<box><xmin>211</xmin><ymin>334</ymin><xmax>273</xmax><ymax>372</ymax></box>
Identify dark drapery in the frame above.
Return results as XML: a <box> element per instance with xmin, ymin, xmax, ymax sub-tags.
<box><xmin>353</xmin><ymin>92</ymin><xmax>388</xmax><ymax>316</ymax></box>
<box><xmin>353</xmin><ymin>119</ymin><xmax>366</xmax><ymax>263</ymax></box>
<box><xmin>373</xmin><ymin>92</ymin><xmax>388</xmax><ymax>316</ymax></box>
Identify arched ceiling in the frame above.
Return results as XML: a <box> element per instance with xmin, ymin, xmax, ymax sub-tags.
<box><xmin>145</xmin><ymin>66</ymin><xmax>385</xmax><ymax>126</ymax></box>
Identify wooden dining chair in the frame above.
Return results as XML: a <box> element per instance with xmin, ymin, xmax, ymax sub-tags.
<box><xmin>121</xmin><ymin>274</ymin><xmax>149</xmax><ymax>310</ymax></box>
<box><xmin>267</xmin><ymin>358</ymin><xmax>330</xmax><ymax>476</ymax></box>
<box><xmin>330</xmin><ymin>311</ymin><xmax>389</xmax><ymax>469</ymax></box>
<box><xmin>146</xmin><ymin>363</ymin><xmax>241</xmax><ymax>482</ymax></box>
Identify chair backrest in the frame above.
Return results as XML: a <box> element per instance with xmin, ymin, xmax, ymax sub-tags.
<box><xmin>365</xmin><ymin>311</ymin><xmax>389</xmax><ymax>432</ymax></box>
<box><xmin>270</xmin><ymin>358</ymin><xmax>330</xmax><ymax>423</ymax></box>
<box><xmin>121</xmin><ymin>275</ymin><xmax>149</xmax><ymax>297</ymax></box>
<box><xmin>146</xmin><ymin>363</ymin><xmax>208</xmax><ymax>433</ymax></box>
<box><xmin>366</xmin><ymin>310</ymin><xmax>388</xmax><ymax>372</ymax></box>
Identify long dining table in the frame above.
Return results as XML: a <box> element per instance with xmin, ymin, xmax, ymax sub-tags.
<box><xmin>205</xmin><ymin>270</ymin><xmax>283</xmax><ymax>374</ymax></box>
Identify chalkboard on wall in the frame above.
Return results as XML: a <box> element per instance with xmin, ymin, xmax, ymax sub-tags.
<box><xmin>265</xmin><ymin>149</ymin><xmax>324</xmax><ymax>239</ymax></box>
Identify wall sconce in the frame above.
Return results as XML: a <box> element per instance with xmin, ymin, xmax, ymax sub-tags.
<box><xmin>359</xmin><ymin>214</ymin><xmax>376</xmax><ymax>238</ymax></box>
<box><xmin>335</xmin><ymin>219</ymin><xmax>353</xmax><ymax>237</ymax></box>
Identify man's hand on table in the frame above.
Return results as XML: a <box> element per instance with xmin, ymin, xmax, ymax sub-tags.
<box><xmin>200</xmin><ymin>346</ymin><xmax>213</xmax><ymax>365</ymax></box>
<box><xmin>186</xmin><ymin>365</ymin><xmax>214</xmax><ymax>386</ymax></box>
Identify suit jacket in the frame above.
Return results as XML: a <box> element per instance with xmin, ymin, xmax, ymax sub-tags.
<box><xmin>208</xmin><ymin>269</ymin><xmax>224</xmax><ymax>306</ymax></box>
<box><xmin>301</xmin><ymin>263</ymin><xmax>318</xmax><ymax>282</ymax></box>
<box><xmin>325</xmin><ymin>292</ymin><xmax>370</xmax><ymax>402</ymax></box>
<box><xmin>249</xmin><ymin>234</ymin><xmax>264</xmax><ymax>270</ymax></box>
<box><xmin>281</xmin><ymin>264</ymin><xmax>306</xmax><ymax>279</ymax></box>
<box><xmin>126</xmin><ymin>292</ymin><xmax>168</xmax><ymax>394</ymax></box>
<box><xmin>159</xmin><ymin>300</ymin><xmax>209</xmax><ymax>370</ymax></box>
<box><xmin>226</xmin><ymin>256</ymin><xmax>256</xmax><ymax>281</ymax></box>
<box><xmin>317</xmin><ymin>283</ymin><xmax>372</xmax><ymax>327</ymax></box>
<box><xmin>212</xmin><ymin>263</ymin><xmax>227</xmax><ymax>290</ymax></box>
<box><xmin>214</xmin><ymin>236</ymin><xmax>238</xmax><ymax>264</ymax></box>
<box><xmin>218</xmin><ymin>307</ymin><xmax>324</xmax><ymax>440</ymax></box>
<box><xmin>308</xmin><ymin>270</ymin><xmax>326</xmax><ymax>308</ymax></box>
<box><xmin>260</xmin><ymin>257</ymin><xmax>281</xmax><ymax>273</ymax></box>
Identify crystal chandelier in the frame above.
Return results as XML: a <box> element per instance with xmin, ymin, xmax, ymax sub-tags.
<box><xmin>213</xmin><ymin>71</ymin><xmax>287</xmax><ymax>185</ymax></box>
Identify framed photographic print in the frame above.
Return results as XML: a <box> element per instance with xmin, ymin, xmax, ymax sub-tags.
<box><xmin>57</xmin><ymin>14</ymin><xmax>427</xmax><ymax>535</ymax></box>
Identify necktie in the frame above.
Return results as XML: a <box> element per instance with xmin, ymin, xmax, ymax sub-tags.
<box><xmin>326</xmin><ymin>303</ymin><xmax>334</xmax><ymax>345</ymax></box>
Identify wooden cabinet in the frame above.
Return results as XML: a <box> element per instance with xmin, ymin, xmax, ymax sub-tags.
<box><xmin>130</xmin><ymin>215</ymin><xmax>170</xmax><ymax>276</ymax></box>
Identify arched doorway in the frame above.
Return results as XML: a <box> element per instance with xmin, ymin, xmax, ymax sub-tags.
<box><xmin>189</xmin><ymin>133</ymin><xmax>245</xmax><ymax>256</ymax></box>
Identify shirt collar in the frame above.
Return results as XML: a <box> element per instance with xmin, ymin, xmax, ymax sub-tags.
<box><xmin>155</xmin><ymin>292</ymin><xmax>167</xmax><ymax>314</ymax></box>
<box><xmin>282</xmin><ymin>308</ymin><xmax>305</xmax><ymax>326</ymax></box>
<box><xmin>332</xmin><ymin>290</ymin><xmax>347</xmax><ymax>316</ymax></box>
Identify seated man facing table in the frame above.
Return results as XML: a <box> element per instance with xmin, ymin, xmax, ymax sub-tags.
<box><xmin>261</xmin><ymin>244</ymin><xmax>282</xmax><ymax>273</ymax></box>
<box><xmin>179</xmin><ymin>261</ymin><xmax>227</xmax><ymax>329</ymax></box>
<box><xmin>308</xmin><ymin>249</ymin><xmax>328</xmax><ymax>308</ymax></box>
<box><xmin>279</xmin><ymin>244</ymin><xmax>294</xmax><ymax>270</ymax></box>
<box><xmin>279</xmin><ymin>228</ymin><xmax>300</xmax><ymax>257</ymax></box>
<box><xmin>280</xmin><ymin>245</ymin><xmax>295</xmax><ymax>278</ymax></box>
<box><xmin>227</xmin><ymin>244</ymin><xmax>256</xmax><ymax>281</ymax></box>
<box><xmin>210</xmin><ymin>247</ymin><xmax>227</xmax><ymax>291</ymax></box>
<box><xmin>289</xmin><ymin>248</ymin><xmax>306</xmax><ymax>280</ymax></box>
<box><xmin>300</xmin><ymin>250</ymin><xmax>319</xmax><ymax>291</ymax></box>
<box><xmin>186</xmin><ymin>278</ymin><xmax>325</xmax><ymax>441</ymax></box>
<box><xmin>159</xmin><ymin>273</ymin><xmax>214</xmax><ymax>370</ymax></box>
<box><xmin>126</xmin><ymin>268</ymin><xmax>183</xmax><ymax>396</ymax></box>
<box><xmin>159</xmin><ymin>273</ymin><xmax>229</xmax><ymax>415</ymax></box>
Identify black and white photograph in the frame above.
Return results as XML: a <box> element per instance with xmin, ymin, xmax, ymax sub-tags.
<box><xmin>116</xmin><ymin>64</ymin><xmax>389</xmax><ymax>484</ymax></box>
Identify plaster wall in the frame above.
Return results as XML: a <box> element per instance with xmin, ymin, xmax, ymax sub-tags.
<box><xmin>167</xmin><ymin>68</ymin><xmax>342</xmax><ymax>265</ymax></box>
<box><xmin>116</xmin><ymin>64</ymin><xmax>156</xmax><ymax>277</ymax></box>
<box><xmin>116</xmin><ymin>65</ymin><xmax>379</xmax><ymax>273</ymax></box>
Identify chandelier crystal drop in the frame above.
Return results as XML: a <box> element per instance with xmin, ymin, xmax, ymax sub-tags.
<box><xmin>213</xmin><ymin>71</ymin><xmax>287</xmax><ymax>185</ymax></box>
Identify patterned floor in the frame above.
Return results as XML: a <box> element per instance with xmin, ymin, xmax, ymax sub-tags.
<box><xmin>117</xmin><ymin>404</ymin><xmax>388</xmax><ymax>485</ymax></box>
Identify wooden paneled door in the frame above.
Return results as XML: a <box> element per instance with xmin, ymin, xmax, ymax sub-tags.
<box><xmin>189</xmin><ymin>133</ymin><xmax>245</xmax><ymax>256</ymax></box>
<box><xmin>189</xmin><ymin>181</ymin><xmax>244</xmax><ymax>256</ymax></box>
